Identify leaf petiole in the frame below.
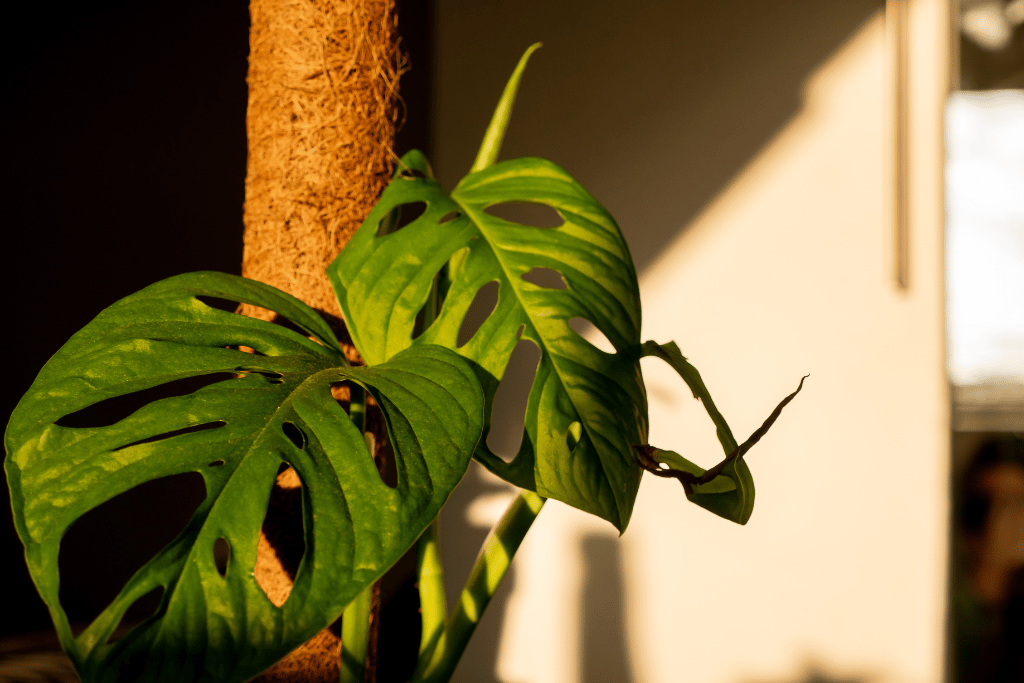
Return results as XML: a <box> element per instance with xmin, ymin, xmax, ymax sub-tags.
<box><xmin>411</xmin><ymin>490</ymin><xmax>545</xmax><ymax>683</ymax></box>
<box><xmin>349</xmin><ymin>382</ymin><xmax>366</xmax><ymax>433</ymax></box>
<box><xmin>416</xmin><ymin>519</ymin><xmax>446</xmax><ymax>663</ymax></box>
<box><xmin>340</xmin><ymin>582</ymin><xmax>375</xmax><ymax>683</ymax></box>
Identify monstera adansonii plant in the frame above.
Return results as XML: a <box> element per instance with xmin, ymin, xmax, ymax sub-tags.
<box><xmin>4</xmin><ymin>44</ymin><xmax>804</xmax><ymax>683</ymax></box>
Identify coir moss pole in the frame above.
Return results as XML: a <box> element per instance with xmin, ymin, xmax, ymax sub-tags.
<box><xmin>242</xmin><ymin>1</ymin><xmax>403</xmax><ymax>681</ymax></box>
<box><xmin>241</xmin><ymin>0</ymin><xmax>403</xmax><ymax>321</ymax></box>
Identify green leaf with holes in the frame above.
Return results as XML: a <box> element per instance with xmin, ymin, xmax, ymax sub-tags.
<box><xmin>4</xmin><ymin>271</ymin><xmax>483</xmax><ymax>683</ymax></box>
<box><xmin>328</xmin><ymin>152</ymin><xmax>647</xmax><ymax>532</ymax></box>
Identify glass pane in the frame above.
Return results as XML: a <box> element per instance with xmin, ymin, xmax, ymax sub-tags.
<box><xmin>947</xmin><ymin>4</ymin><xmax>1024</xmax><ymax>682</ymax></box>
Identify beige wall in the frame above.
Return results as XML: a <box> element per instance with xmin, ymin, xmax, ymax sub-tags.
<box><xmin>432</xmin><ymin>2</ymin><xmax>952</xmax><ymax>682</ymax></box>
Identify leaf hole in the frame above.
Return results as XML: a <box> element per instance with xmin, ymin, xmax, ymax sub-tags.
<box><xmin>483</xmin><ymin>201</ymin><xmax>564</xmax><ymax>228</ymax></box>
<box><xmin>376</xmin><ymin>430</ymin><xmax>399</xmax><ymax>489</ymax></box>
<box><xmin>331</xmin><ymin>381</ymin><xmax>354</xmax><ymax>414</ymax></box>
<box><xmin>227</xmin><ymin>345</ymin><xmax>266</xmax><ymax>356</ymax></box>
<box><xmin>113</xmin><ymin>421</ymin><xmax>226</xmax><ymax>451</ymax></box>
<box><xmin>238</xmin><ymin>369</ymin><xmax>284</xmax><ymax>384</ymax></box>
<box><xmin>377</xmin><ymin>201</ymin><xmax>428</xmax><ymax>237</ymax></box>
<box><xmin>58</xmin><ymin>472</ymin><xmax>206</xmax><ymax>628</ymax></box>
<box><xmin>413</xmin><ymin>301</ymin><xmax>430</xmax><ymax>340</ymax></box>
<box><xmin>568</xmin><ymin>317</ymin><xmax>616</xmax><ymax>354</ymax></box>
<box><xmin>55</xmin><ymin>373</ymin><xmax>238</xmax><ymax>428</ymax></box>
<box><xmin>213</xmin><ymin>538</ymin><xmax>230</xmax><ymax>577</ymax></box>
<box><xmin>438</xmin><ymin>210</ymin><xmax>461</xmax><ymax>224</ymax></box>
<box><xmin>567</xmin><ymin>421</ymin><xmax>583</xmax><ymax>452</ymax></box>
<box><xmin>106</xmin><ymin>586</ymin><xmax>164</xmax><ymax>644</ymax></box>
<box><xmin>256</xmin><ymin>466</ymin><xmax>306</xmax><ymax>607</ymax></box>
<box><xmin>197</xmin><ymin>297</ymin><xmax>318</xmax><ymax>340</ymax></box>
<box><xmin>412</xmin><ymin>259</ymin><xmax>455</xmax><ymax>340</ymax></box>
<box><xmin>195</xmin><ymin>295</ymin><xmax>241</xmax><ymax>313</ymax></box>
<box><xmin>398</xmin><ymin>167</ymin><xmax>426</xmax><ymax>180</ymax></box>
<box><xmin>263</xmin><ymin>312</ymin><xmax>315</xmax><ymax>338</ymax></box>
<box><xmin>208</xmin><ymin>459</ymin><xmax>225</xmax><ymax>468</ymax></box>
<box><xmin>457</xmin><ymin>281</ymin><xmax>500</xmax><ymax>347</ymax></box>
<box><xmin>364</xmin><ymin>396</ymin><xmax>399</xmax><ymax>489</ymax></box>
<box><xmin>521</xmin><ymin>267</ymin><xmax>567</xmax><ymax>290</ymax></box>
<box><xmin>282</xmin><ymin>422</ymin><xmax>305</xmax><ymax>450</ymax></box>
<box><xmin>487</xmin><ymin>339</ymin><xmax>542</xmax><ymax>463</ymax></box>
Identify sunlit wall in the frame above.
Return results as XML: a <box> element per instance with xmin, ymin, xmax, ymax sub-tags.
<box><xmin>432</xmin><ymin>2</ymin><xmax>952</xmax><ymax>682</ymax></box>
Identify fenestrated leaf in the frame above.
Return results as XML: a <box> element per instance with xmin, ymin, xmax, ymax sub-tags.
<box><xmin>4</xmin><ymin>271</ymin><xmax>483</xmax><ymax>683</ymax></box>
<box><xmin>328</xmin><ymin>151</ymin><xmax>647</xmax><ymax>531</ymax></box>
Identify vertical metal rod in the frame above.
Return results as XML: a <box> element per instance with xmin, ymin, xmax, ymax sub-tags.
<box><xmin>889</xmin><ymin>0</ymin><xmax>911</xmax><ymax>289</ymax></box>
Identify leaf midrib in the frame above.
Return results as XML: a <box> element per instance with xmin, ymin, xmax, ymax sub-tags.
<box><xmin>450</xmin><ymin>192</ymin><xmax>622</xmax><ymax>522</ymax></box>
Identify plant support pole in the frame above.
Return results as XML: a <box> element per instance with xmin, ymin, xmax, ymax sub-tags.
<box><xmin>242</xmin><ymin>1</ymin><xmax>402</xmax><ymax>679</ymax></box>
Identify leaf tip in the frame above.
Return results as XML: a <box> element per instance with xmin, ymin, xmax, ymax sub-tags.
<box><xmin>471</xmin><ymin>43</ymin><xmax>545</xmax><ymax>173</ymax></box>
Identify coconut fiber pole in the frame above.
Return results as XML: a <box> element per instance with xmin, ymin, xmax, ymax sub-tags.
<box><xmin>241</xmin><ymin>1</ymin><xmax>403</xmax><ymax>681</ymax></box>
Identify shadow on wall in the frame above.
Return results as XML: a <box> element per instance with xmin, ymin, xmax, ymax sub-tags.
<box><xmin>432</xmin><ymin>0</ymin><xmax>883</xmax><ymax>273</ymax></box>
<box><xmin>580</xmin><ymin>535</ymin><xmax>635</xmax><ymax>683</ymax></box>
<box><xmin>744</xmin><ymin>670</ymin><xmax>864</xmax><ymax>683</ymax></box>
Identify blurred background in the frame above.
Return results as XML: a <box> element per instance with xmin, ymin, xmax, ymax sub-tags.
<box><xmin>1</xmin><ymin>1</ymin><xmax>1022</xmax><ymax>682</ymax></box>
<box><xmin>946</xmin><ymin>4</ymin><xmax>1024</xmax><ymax>683</ymax></box>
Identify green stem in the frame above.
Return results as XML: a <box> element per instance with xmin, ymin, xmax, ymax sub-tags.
<box><xmin>416</xmin><ymin>519</ymin><xmax>446</xmax><ymax>661</ymax></box>
<box><xmin>349</xmin><ymin>383</ymin><xmax>366</xmax><ymax>433</ymax></box>
<box><xmin>340</xmin><ymin>582</ymin><xmax>374</xmax><ymax>683</ymax></box>
<box><xmin>411</xmin><ymin>490</ymin><xmax>546</xmax><ymax>683</ymax></box>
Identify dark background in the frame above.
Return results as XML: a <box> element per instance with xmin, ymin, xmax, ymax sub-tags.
<box><xmin>0</xmin><ymin>0</ymin><xmax>432</xmax><ymax>640</ymax></box>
